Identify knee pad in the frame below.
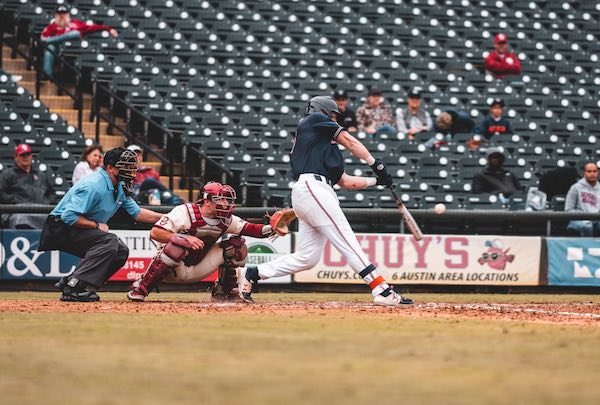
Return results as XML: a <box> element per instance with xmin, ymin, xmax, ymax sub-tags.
<box><xmin>219</xmin><ymin>236</ymin><xmax>248</xmax><ymax>267</ymax></box>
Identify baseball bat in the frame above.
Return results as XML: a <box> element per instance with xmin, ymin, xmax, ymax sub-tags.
<box><xmin>388</xmin><ymin>186</ymin><xmax>424</xmax><ymax>241</ymax></box>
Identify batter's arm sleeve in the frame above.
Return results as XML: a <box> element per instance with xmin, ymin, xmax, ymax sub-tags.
<box><xmin>60</xmin><ymin>185</ymin><xmax>97</xmax><ymax>225</ymax></box>
<box><xmin>564</xmin><ymin>185</ymin><xmax>579</xmax><ymax>212</ymax></box>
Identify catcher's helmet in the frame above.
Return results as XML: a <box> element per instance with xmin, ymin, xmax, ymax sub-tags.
<box><xmin>199</xmin><ymin>182</ymin><xmax>237</xmax><ymax>226</ymax></box>
<box><xmin>305</xmin><ymin>96</ymin><xmax>340</xmax><ymax>118</ymax></box>
<box><xmin>104</xmin><ymin>147</ymin><xmax>139</xmax><ymax>192</ymax></box>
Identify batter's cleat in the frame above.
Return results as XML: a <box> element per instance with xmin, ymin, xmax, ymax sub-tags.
<box><xmin>373</xmin><ymin>290</ymin><xmax>414</xmax><ymax>306</ymax></box>
<box><xmin>60</xmin><ymin>290</ymin><xmax>100</xmax><ymax>302</ymax></box>
<box><xmin>127</xmin><ymin>279</ymin><xmax>147</xmax><ymax>302</ymax></box>
<box><xmin>236</xmin><ymin>267</ymin><xmax>255</xmax><ymax>303</ymax></box>
<box><xmin>54</xmin><ymin>276</ymin><xmax>68</xmax><ymax>291</ymax></box>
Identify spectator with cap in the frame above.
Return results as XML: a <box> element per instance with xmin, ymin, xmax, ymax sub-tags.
<box><xmin>332</xmin><ymin>89</ymin><xmax>357</xmax><ymax>133</ymax></box>
<box><xmin>395</xmin><ymin>87</ymin><xmax>432</xmax><ymax>140</ymax></box>
<box><xmin>425</xmin><ymin>109</ymin><xmax>475</xmax><ymax>149</ymax></box>
<box><xmin>484</xmin><ymin>33</ymin><xmax>522</xmax><ymax>79</ymax></box>
<box><xmin>355</xmin><ymin>86</ymin><xmax>396</xmax><ymax>137</ymax></box>
<box><xmin>468</xmin><ymin>98</ymin><xmax>513</xmax><ymax>149</ymax></box>
<box><xmin>0</xmin><ymin>143</ymin><xmax>57</xmax><ymax>228</ymax></box>
<box><xmin>565</xmin><ymin>162</ymin><xmax>600</xmax><ymax>237</ymax></box>
<box><xmin>72</xmin><ymin>144</ymin><xmax>103</xmax><ymax>184</ymax></box>
<box><xmin>472</xmin><ymin>148</ymin><xmax>522</xmax><ymax>200</ymax></box>
<box><xmin>41</xmin><ymin>5</ymin><xmax>118</xmax><ymax>79</ymax></box>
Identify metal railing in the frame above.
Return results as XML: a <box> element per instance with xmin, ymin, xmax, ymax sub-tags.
<box><xmin>185</xmin><ymin>145</ymin><xmax>233</xmax><ymax>201</ymax></box>
<box><xmin>93</xmin><ymin>83</ymin><xmax>175</xmax><ymax>190</ymax></box>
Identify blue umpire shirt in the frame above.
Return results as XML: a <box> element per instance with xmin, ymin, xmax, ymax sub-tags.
<box><xmin>50</xmin><ymin>169</ymin><xmax>141</xmax><ymax>226</ymax></box>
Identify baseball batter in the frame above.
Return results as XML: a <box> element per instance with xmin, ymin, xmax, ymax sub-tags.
<box><xmin>238</xmin><ymin>96</ymin><xmax>413</xmax><ymax>306</ymax></box>
<box><xmin>127</xmin><ymin>182</ymin><xmax>284</xmax><ymax>301</ymax></box>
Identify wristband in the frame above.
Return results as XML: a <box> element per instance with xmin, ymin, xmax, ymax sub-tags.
<box><xmin>365</xmin><ymin>177</ymin><xmax>377</xmax><ymax>187</ymax></box>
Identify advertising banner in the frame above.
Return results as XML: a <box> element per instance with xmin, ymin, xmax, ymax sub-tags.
<box><xmin>0</xmin><ymin>230</ymin><xmax>79</xmax><ymax>280</ymax></box>
<box><xmin>293</xmin><ymin>234</ymin><xmax>541</xmax><ymax>285</ymax></box>
<box><xmin>547</xmin><ymin>238</ymin><xmax>600</xmax><ymax>286</ymax></box>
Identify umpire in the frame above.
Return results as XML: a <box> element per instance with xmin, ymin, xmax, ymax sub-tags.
<box><xmin>39</xmin><ymin>147</ymin><xmax>163</xmax><ymax>302</ymax></box>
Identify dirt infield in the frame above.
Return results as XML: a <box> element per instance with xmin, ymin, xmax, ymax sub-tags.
<box><xmin>2</xmin><ymin>299</ymin><xmax>599</xmax><ymax>325</ymax></box>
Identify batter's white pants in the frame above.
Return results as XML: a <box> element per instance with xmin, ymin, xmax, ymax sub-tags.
<box><xmin>163</xmin><ymin>244</ymin><xmax>225</xmax><ymax>284</ymax></box>
<box><xmin>258</xmin><ymin>174</ymin><xmax>372</xmax><ymax>279</ymax></box>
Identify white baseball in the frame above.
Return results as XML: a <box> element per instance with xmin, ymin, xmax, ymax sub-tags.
<box><xmin>434</xmin><ymin>203</ymin><xmax>446</xmax><ymax>215</ymax></box>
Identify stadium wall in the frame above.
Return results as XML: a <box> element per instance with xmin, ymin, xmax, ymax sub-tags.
<box><xmin>1</xmin><ymin>228</ymin><xmax>600</xmax><ymax>288</ymax></box>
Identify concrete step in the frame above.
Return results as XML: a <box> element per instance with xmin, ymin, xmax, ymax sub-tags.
<box><xmin>99</xmin><ymin>134</ymin><xmax>125</xmax><ymax>149</ymax></box>
<box><xmin>173</xmin><ymin>189</ymin><xmax>199</xmax><ymax>202</ymax></box>
<box><xmin>159</xmin><ymin>175</ymin><xmax>182</xmax><ymax>187</ymax></box>
<box><xmin>51</xmin><ymin>108</ymin><xmax>81</xmax><ymax>125</ymax></box>
<box><xmin>18</xmin><ymin>81</ymin><xmax>57</xmax><ymax>96</ymax></box>
<box><xmin>39</xmin><ymin>95</ymin><xmax>73</xmax><ymax>110</ymax></box>
<box><xmin>142</xmin><ymin>161</ymin><xmax>162</xmax><ymax>171</ymax></box>
<box><xmin>2</xmin><ymin>58</ymin><xmax>28</xmax><ymax>71</ymax></box>
<box><xmin>81</xmin><ymin>121</ymin><xmax>109</xmax><ymax>138</ymax></box>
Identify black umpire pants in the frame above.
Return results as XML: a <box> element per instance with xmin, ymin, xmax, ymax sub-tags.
<box><xmin>39</xmin><ymin>216</ymin><xmax>129</xmax><ymax>289</ymax></box>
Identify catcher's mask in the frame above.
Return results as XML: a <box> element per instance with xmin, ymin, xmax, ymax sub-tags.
<box><xmin>199</xmin><ymin>182</ymin><xmax>236</xmax><ymax>226</ymax></box>
<box><xmin>104</xmin><ymin>147</ymin><xmax>139</xmax><ymax>193</ymax></box>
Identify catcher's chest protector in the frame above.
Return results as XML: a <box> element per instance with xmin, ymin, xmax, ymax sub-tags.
<box><xmin>182</xmin><ymin>203</ymin><xmax>229</xmax><ymax>263</ymax></box>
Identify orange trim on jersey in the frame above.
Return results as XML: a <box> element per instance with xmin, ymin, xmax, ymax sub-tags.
<box><xmin>369</xmin><ymin>276</ymin><xmax>385</xmax><ymax>290</ymax></box>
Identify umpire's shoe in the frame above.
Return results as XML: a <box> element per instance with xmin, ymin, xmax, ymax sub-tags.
<box><xmin>373</xmin><ymin>290</ymin><xmax>414</xmax><ymax>306</ymax></box>
<box><xmin>54</xmin><ymin>276</ymin><xmax>68</xmax><ymax>291</ymax></box>
<box><xmin>60</xmin><ymin>278</ymin><xmax>100</xmax><ymax>302</ymax></box>
<box><xmin>237</xmin><ymin>267</ymin><xmax>256</xmax><ymax>303</ymax></box>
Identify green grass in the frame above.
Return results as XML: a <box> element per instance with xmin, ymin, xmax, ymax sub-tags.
<box><xmin>1</xmin><ymin>293</ymin><xmax>599</xmax><ymax>405</ymax></box>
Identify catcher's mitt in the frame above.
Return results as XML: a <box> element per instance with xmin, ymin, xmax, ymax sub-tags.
<box><xmin>267</xmin><ymin>208</ymin><xmax>297</xmax><ymax>237</ymax></box>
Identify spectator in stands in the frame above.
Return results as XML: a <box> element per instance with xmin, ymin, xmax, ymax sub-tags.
<box><xmin>0</xmin><ymin>143</ymin><xmax>57</xmax><ymax>228</ymax></box>
<box><xmin>472</xmin><ymin>148</ymin><xmax>522</xmax><ymax>200</ymax></box>
<box><xmin>41</xmin><ymin>5</ymin><xmax>118</xmax><ymax>79</ymax></box>
<box><xmin>332</xmin><ymin>89</ymin><xmax>357</xmax><ymax>133</ymax></box>
<box><xmin>468</xmin><ymin>98</ymin><xmax>513</xmax><ymax>149</ymax></box>
<box><xmin>127</xmin><ymin>145</ymin><xmax>183</xmax><ymax>205</ymax></box>
<box><xmin>72</xmin><ymin>144</ymin><xmax>103</xmax><ymax>184</ymax></box>
<box><xmin>356</xmin><ymin>86</ymin><xmax>396</xmax><ymax>137</ymax></box>
<box><xmin>565</xmin><ymin>162</ymin><xmax>600</xmax><ymax>237</ymax></box>
<box><xmin>395</xmin><ymin>87</ymin><xmax>432</xmax><ymax>140</ymax></box>
<box><xmin>426</xmin><ymin>109</ymin><xmax>475</xmax><ymax>149</ymax></box>
<box><xmin>484</xmin><ymin>33</ymin><xmax>522</xmax><ymax>79</ymax></box>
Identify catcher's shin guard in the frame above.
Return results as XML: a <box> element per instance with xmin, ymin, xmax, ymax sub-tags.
<box><xmin>128</xmin><ymin>235</ymin><xmax>191</xmax><ymax>301</ymax></box>
<box><xmin>211</xmin><ymin>265</ymin><xmax>240</xmax><ymax>301</ymax></box>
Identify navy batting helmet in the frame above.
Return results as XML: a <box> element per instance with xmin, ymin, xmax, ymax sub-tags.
<box><xmin>305</xmin><ymin>96</ymin><xmax>340</xmax><ymax>118</ymax></box>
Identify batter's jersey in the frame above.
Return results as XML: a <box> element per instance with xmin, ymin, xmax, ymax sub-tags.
<box><xmin>153</xmin><ymin>203</ymin><xmax>248</xmax><ymax>256</ymax></box>
<box><xmin>290</xmin><ymin>112</ymin><xmax>345</xmax><ymax>184</ymax></box>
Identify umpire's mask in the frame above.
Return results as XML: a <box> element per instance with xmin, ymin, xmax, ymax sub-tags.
<box><xmin>115</xmin><ymin>149</ymin><xmax>139</xmax><ymax>192</ymax></box>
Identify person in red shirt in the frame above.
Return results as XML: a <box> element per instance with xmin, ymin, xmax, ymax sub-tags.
<box><xmin>41</xmin><ymin>5</ymin><xmax>118</xmax><ymax>78</ymax></box>
<box><xmin>484</xmin><ymin>33</ymin><xmax>521</xmax><ymax>79</ymax></box>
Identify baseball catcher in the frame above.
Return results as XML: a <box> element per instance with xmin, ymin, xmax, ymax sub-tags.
<box><xmin>127</xmin><ymin>182</ymin><xmax>294</xmax><ymax>302</ymax></box>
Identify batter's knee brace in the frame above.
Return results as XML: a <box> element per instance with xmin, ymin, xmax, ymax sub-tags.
<box><xmin>219</xmin><ymin>235</ymin><xmax>248</xmax><ymax>267</ymax></box>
